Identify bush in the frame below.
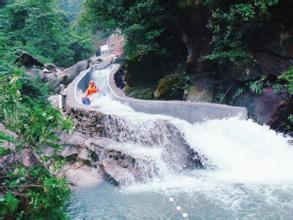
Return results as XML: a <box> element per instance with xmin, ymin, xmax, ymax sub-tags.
<box><xmin>0</xmin><ymin>165</ymin><xmax>70</xmax><ymax>219</ymax></box>
<box><xmin>0</xmin><ymin>70</ymin><xmax>72</xmax><ymax>218</ymax></box>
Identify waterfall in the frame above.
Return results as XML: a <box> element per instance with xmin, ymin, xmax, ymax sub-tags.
<box><xmin>68</xmin><ymin>66</ymin><xmax>293</xmax><ymax>219</ymax></box>
<box><xmin>88</xmin><ymin>66</ymin><xmax>292</xmax><ymax>187</ymax></box>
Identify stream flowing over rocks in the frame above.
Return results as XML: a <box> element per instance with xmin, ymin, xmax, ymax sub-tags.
<box><xmin>62</xmin><ymin>65</ymin><xmax>293</xmax><ymax>219</ymax></box>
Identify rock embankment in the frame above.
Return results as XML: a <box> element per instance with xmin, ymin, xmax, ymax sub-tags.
<box><xmin>57</xmin><ymin>132</ymin><xmax>158</xmax><ymax>187</ymax></box>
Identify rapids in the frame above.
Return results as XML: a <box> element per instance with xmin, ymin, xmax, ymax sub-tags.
<box><xmin>67</xmin><ymin>66</ymin><xmax>293</xmax><ymax>220</ymax></box>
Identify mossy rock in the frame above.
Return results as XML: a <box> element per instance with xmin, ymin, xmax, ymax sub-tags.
<box><xmin>186</xmin><ymin>85</ymin><xmax>212</xmax><ymax>102</ymax></box>
<box><xmin>154</xmin><ymin>74</ymin><xmax>184</xmax><ymax>100</ymax></box>
<box><xmin>125</xmin><ymin>85</ymin><xmax>154</xmax><ymax>100</ymax></box>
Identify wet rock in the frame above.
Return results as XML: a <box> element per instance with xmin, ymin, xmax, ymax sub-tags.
<box><xmin>59</xmin><ymin>132</ymin><xmax>87</xmax><ymax>147</ymax></box>
<box><xmin>162</xmin><ymin>122</ymin><xmax>204</xmax><ymax>171</ymax></box>
<box><xmin>64</xmin><ymin>165</ymin><xmax>103</xmax><ymax>187</ymax></box>
<box><xmin>42</xmin><ymin>60</ymin><xmax>89</xmax><ymax>93</ymax></box>
<box><xmin>234</xmin><ymin>87</ymin><xmax>287</xmax><ymax>125</ymax></box>
<box><xmin>82</xmin><ymin>135</ymin><xmax>159</xmax><ymax>185</ymax></box>
<box><xmin>15</xmin><ymin>51</ymin><xmax>44</xmax><ymax>68</ymax></box>
<box><xmin>77</xmin><ymin>148</ymin><xmax>91</xmax><ymax>163</ymax></box>
<box><xmin>48</xmin><ymin>95</ymin><xmax>60</xmax><ymax>109</ymax></box>
<box><xmin>21</xmin><ymin>149</ymin><xmax>41</xmax><ymax>167</ymax></box>
<box><xmin>84</xmin><ymin>137</ymin><xmax>115</xmax><ymax>151</ymax></box>
<box><xmin>100</xmin><ymin>160</ymin><xmax>135</xmax><ymax>186</ymax></box>
<box><xmin>60</xmin><ymin>146</ymin><xmax>78</xmax><ymax>159</ymax></box>
<box><xmin>268</xmin><ymin>97</ymin><xmax>293</xmax><ymax>133</ymax></box>
<box><xmin>253</xmin><ymin>88</ymin><xmax>283</xmax><ymax>124</ymax></box>
<box><xmin>100</xmin><ymin>114</ymin><xmax>205</xmax><ymax>172</ymax></box>
<box><xmin>43</xmin><ymin>147</ymin><xmax>55</xmax><ymax>157</ymax></box>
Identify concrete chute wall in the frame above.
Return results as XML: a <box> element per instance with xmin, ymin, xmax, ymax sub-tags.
<box><xmin>66</xmin><ymin>62</ymin><xmax>248</xmax><ymax>123</ymax></box>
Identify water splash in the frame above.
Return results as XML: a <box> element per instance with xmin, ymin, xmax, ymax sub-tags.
<box><xmin>70</xmin><ymin>66</ymin><xmax>293</xmax><ymax>219</ymax></box>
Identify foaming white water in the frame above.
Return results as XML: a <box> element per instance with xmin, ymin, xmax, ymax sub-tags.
<box><xmin>90</xmin><ymin>67</ymin><xmax>293</xmax><ymax>189</ymax></box>
<box><xmin>181</xmin><ymin>118</ymin><xmax>293</xmax><ymax>184</ymax></box>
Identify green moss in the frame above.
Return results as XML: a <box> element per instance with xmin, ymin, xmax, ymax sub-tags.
<box><xmin>125</xmin><ymin>85</ymin><xmax>155</xmax><ymax>100</ymax></box>
<box><xmin>154</xmin><ymin>74</ymin><xmax>190</xmax><ymax>100</ymax></box>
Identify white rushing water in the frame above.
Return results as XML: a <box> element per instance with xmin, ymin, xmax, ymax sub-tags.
<box><xmin>91</xmin><ymin>66</ymin><xmax>292</xmax><ymax>185</ymax></box>
<box><xmin>70</xmin><ymin>66</ymin><xmax>293</xmax><ymax>219</ymax></box>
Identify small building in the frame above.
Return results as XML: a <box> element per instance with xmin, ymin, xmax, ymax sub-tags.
<box><xmin>100</xmin><ymin>45</ymin><xmax>110</xmax><ymax>56</ymax></box>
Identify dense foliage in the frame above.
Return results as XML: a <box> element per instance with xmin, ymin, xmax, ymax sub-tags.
<box><xmin>82</xmin><ymin>0</ymin><xmax>186</xmax><ymax>64</ymax></box>
<box><xmin>0</xmin><ymin>0</ymin><xmax>93</xmax><ymax>218</ymax></box>
<box><xmin>0</xmin><ymin>0</ymin><xmax>93</xmax><ymax>67</ymax></box>
<box><xmin>0</xmin><ymin>66</ymin><xmax>72</xmax><ymax>219</ymax></box>
<box><xmin>57</xmin><ymin>0</ymin><xmax>85</xmax><ymax>22</ymax></box>
<box><xmin>202</xmin><ymin>0</ymin><xmax>279</xmax><ymax>63</ymax></box>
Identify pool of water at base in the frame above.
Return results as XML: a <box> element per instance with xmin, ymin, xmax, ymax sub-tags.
<box><xmin>66</xmin><ymin>180</ymin><xmax>293</xmax><ymax>220</ymax></box>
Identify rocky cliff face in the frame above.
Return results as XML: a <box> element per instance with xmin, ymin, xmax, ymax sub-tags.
<box><xmin>125</xmin><ymin>1</ymin><xmax>293</xmax><ymax>132</ymax></box>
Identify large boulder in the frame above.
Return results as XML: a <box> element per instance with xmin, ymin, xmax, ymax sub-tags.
<box><xmin>100</xmin><ymin>114</ymin><xmax>206</xmax><ymax>172</ymax></box>
<box><xmin>60</xmin><ymin>60</ymin><xmax>89</xmax><ymax>85</ymax></box>
<box><xmin>64</xmin><ymin>165</ymin><xmax>103</xmax><ymax>187</ymax></box>
<box><xmin>58</xmin><ymin>130</ymin><xmax>159</xmax><ymax>186</ymax></box>
<box><xmin>15</xmin><ymin>51</ymin><xmax>44</xmax><ymax>68</ymax></box>
<box><xmin>92</xmin><ymin>144</ymin><xmax>158</xmax><ymax>186</ymax></box>
<box><xmin>185</xmin><ymin>74</ymin><xmax>214</xmax><ymax>102</ymax></box>
<box><xmin>42</xmin><ymin>60</ymin><xmax>90</xmax><ymax>93</ymax></box>
<box><xmin>100</xmin><ymin>160</ymin><xmax>135</xmax><ymax>186</ymax></box>
<box><xmin>268</xmin><ymin>97</ymin><xmax>293</xmax><ymax>134</ymax></box>
<box><xmin>234</xmin><ymin>87</ymin><xmax>286</xmax><ymax>125</ymax></box>
<box><xmin>161</xmin><ymin>122</ymin><xmax>205</xmax><ymax>171</ymax></box>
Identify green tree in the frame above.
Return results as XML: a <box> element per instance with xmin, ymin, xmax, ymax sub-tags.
<box><xmin>1</xmin><ymin>0</ymin><xmax>93</xmax><ymax>67</ymax></box>
<box><xmin>82</xmin><ymin>0</ymin><xmax>186</xmax><ymax>62</ymax></box>
<box><xmin>0</xmin><ymin>69</ymin><xmax>72</xmax><ymax>219</ymax></box>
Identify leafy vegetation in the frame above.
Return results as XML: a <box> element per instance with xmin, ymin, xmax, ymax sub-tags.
<box><xmin>0</xmin><ymin>165</ymin><xmax>70</xmax><ymax>219</ymax></box>
<box><xmin>279</xmin><ymin>67</ymin><xmax>293</xmax><ymax>95</ymax></box>
<box><xmin>125</xmin><ymin>85</ymin><xmax>155</xmax><ymax>100</ymax></box>
<box><xmin>0</xmin><ymin>0</ymin><xmax>92</xmax><ymax>218</ymax></box>
<box><xmin>203</xmin><ymin>0</ymin><xmax>279</xmax><ymax>63</ymax></box>
<box><xmin>0</xmin><ymin>67</ymin><xmax>72</xmax><ymax>219</ymax></box>
<box><xmin>278</xmin><ymin>67</ymin><xmax>293</xmax><ymax>130</ymax></box>
<box><xmin>248</xmin><ymin>78</ymin><xmax>265</xmax><ymax>95</ymax></box>
<box><xmin>0</xmin><ymin>0</ymin><xmax>93</xmax><ymax>67</ymax></box>
<box><xmin>57</xmin><ymin>0</ymin><xmax>85</xmax><ymax>22</ymax></box>
<box><xmin>82</xmin><ymin>0</ymin><xmax>186</xmax><ymax>69</ymax></box>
